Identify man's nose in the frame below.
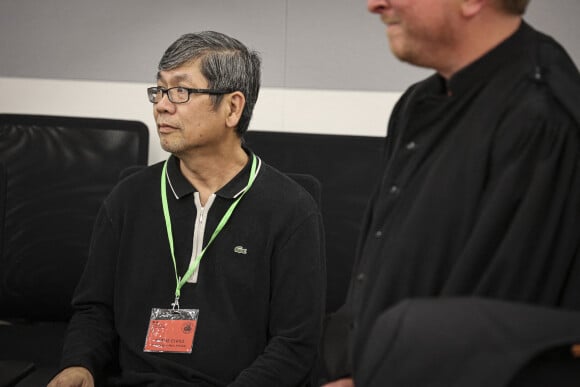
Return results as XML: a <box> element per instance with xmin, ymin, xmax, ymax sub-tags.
<box><xmin>154</xmin><ymin>92</ymin><xmax>176</xmax><ymax>113</ymax></box>
<box><xmin>367</xmin><ymin>0</ymin><xmax>389</xmax><ymax>14</ymax></box>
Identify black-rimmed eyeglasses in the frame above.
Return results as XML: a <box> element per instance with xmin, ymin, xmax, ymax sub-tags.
<box><xmin>147</xmin><ymin>86</ymin><xmax>233</xmax><ymax>104</ymax></box>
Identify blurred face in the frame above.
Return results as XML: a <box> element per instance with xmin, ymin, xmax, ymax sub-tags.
<box><xmin>367</xmin><ymin>0</ymin><xmax>460</xmax><ymax>69</ymax></box>
<box><xmin>153</xmin><ymin>60</ymin><xmax>228</xmax><ymax>156</ymax></box>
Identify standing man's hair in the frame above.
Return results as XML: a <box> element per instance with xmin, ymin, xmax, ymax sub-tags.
<box><xmin>495</xmin><ymin>0</ymin><xmax>530</xmax><ymax>15</ymax></box>
<box><xmin>158</xmin><ymin>31</ymin><xmax>261</xmax><ymax>136</ymax></box>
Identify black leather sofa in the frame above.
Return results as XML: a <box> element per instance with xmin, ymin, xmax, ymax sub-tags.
<box><xmin>0</xmin><ymin>114</ymin><xmax>149</xmax><ymax>386</ymax></box>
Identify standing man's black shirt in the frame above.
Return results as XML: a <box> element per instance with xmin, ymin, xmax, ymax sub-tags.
<box><xmin>346</xmin><ymin>21</ymin><xmax>580</xmax><ymax>381</ymax></box>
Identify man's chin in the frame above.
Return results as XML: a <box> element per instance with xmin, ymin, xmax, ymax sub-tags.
<box><xmin>389</xmin><ymin>43</ymin><xmax>417</xmax><ymax>65</ymax></box>
<box><xmin>159</xmin><ymin>140</ymin><xmax>178</xmax><ymax>155</ymax></box>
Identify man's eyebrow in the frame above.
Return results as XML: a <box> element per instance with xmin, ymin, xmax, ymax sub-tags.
<box><xmin>156</xmin><ymin>71</ymin><xmax>191</xmax><ymax>83</ymax></box>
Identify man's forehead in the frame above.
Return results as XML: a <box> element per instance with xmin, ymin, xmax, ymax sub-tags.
<box><xmin>156</xmin><ymin>61</ymin><xmax>204</xmax><ymax>83</ymax></box>
<box><xmin>156</xmin><ymin>71</ymin><xmax>191</xmax><ymax>82</ymax></box>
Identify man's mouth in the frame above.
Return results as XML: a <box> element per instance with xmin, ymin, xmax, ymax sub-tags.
<box><xmin>381</xmin><ymin>15</ymin><xmax>400</xmax><ymax>26</ymax></box>
<box><xmin>157</xmin><ymin>123</ymin><xmax>178</xmax><ymax>134</ymax></box>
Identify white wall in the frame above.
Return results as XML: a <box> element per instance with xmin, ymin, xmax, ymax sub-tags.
<box><xmin>0</xmin><ymin>77</ymin><xmax>401</xmax><ymax>163</ymax></box>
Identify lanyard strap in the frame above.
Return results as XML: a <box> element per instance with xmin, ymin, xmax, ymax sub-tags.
<box><xmin>161</xmin><ymin>154</ymin><xmax>258</xmax><ymax>308</ymax></box>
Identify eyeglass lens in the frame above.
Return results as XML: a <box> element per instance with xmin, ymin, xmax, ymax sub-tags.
<box><xmin>149</xmin><ymin>87</ymin><xmax>190</xmax><ymax>103</ymax></box>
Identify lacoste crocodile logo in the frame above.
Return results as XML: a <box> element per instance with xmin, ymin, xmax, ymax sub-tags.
<box><xmin>234</xmin><ymin>246</ymin><xmax>247</xmax><ymax>255</ymax></box>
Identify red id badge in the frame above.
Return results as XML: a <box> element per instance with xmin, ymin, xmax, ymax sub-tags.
<box><xmin>144</xmin><ymin>308</ymin><xmax>199</xmax><ymax>353</ymax></box>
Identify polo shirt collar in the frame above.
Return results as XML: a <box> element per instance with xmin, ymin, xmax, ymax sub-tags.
<box><xmin>165</xmin><ymin>147</ymin><xmax>258</xmax><ymax>200</ymax></box>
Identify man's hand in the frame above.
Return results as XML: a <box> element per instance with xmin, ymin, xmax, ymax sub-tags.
<box><xmin>47</xmin><ymin>366</ymin><xmax>94</xmax><ymax>387</ymax></box>
<box><xmin>321</xmin><ymin>377</ymin><xmax>355</xmax><ymax>387</ymax></box>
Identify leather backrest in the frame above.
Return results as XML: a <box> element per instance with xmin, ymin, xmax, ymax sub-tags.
<box><xmin>287</xmin><ymin>172</ymin><xmax>322</xmax><ymax>206</ymax></box>
<box><xmin>0</xmin><ymin>114</ymin><xmax>149</xmax><ymax>321</ymax></box>
<box><xmin>245</xmin><ymin>130</ymin><xmax>384</xmax><ymax>313</ymax></box>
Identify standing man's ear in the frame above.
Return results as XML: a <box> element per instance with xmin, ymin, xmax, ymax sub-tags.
<box><xmin>225</xmin><ymin>91</ymin><xmax>246</xmax><ymax>129</ymax></box>
<box><xmin>461</xmin><ymin>0</ymin><xmax>486</xmax><ymax>18</ymax></box>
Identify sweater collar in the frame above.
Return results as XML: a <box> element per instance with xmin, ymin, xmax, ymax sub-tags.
<box><xmin>165</xmin><ymin>146</ymin><xmax>258</xmax><ymax>200</ymax></box>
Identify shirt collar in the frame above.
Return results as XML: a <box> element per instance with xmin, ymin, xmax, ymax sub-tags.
<box><xmin>165</xmin><ymin>146</ymin><xmax>259</xmax><ymax>200</ymax></box>
<box><xmin>444</xmin><ymin>21</ymin><xmax>533</xmax><ymax>96</ymax></box>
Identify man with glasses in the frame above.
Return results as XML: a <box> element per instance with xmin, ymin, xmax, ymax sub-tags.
<box><xmin>322</xmin><ymin>0</ymin><xmax>580</xmax><ymax>386</ymax></box>
<box><xmin>49</xmin><ymin>31</ymin><xmax>325</xmax><ymax>387</ymax></box>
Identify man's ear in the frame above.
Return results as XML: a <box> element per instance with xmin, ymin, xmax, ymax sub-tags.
<box><xmin>225</xmin><ymin>91</ymin><xmax>246</xmax><ymax>129</ymax></box>
<box><xmin>461</xmin><ymin>0</ymin><xmax>486</xmax><ymax>18</ymax></box>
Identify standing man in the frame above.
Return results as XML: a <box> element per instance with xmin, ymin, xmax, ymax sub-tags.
<box><xmin>49</xmin><ymin>31</ymin><xmax>325</xmax><ymax>387</ymax></box>
<box><xmin>323</xmin><ymin>0</ymin><xmax>580</xmax><ymax>386</ymax></box>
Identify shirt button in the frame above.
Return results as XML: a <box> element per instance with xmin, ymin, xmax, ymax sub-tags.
<box><xmin>389</xmin><ymin>185</ymin><xmax>400</xmax><ymax>195</ymax></box>
<box><xmin>356</xmin><ymin>273</ymin><xmax>365</xmax><ymax>282</ymax></box>
<box><xmin>374</xmin><ymin>230</ymin><xmax>383</xmax><ymax>238</ymax></box>
<box><xmin>406</xmin><ymin>141</ymin><xmax>417</xmax><ymax>150</ymax></box>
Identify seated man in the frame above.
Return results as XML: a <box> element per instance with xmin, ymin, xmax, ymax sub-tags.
<box><xmin>48</xmin><ymin>31</ymin><xmax>326</xmax><ymax>387</ymax></box>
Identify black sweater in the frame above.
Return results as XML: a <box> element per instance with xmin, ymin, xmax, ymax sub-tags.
<box><xmin>61</xmin><ymin>152</ymin><xmax>326</xmax><ymax>386</ymax></box>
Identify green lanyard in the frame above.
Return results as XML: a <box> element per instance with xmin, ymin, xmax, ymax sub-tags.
<box><xmin>161</xmin><ymin>154</ymin><xmax>258</xmax><ymax>309</ymax></box>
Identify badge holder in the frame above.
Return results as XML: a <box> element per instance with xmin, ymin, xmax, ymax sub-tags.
<box><xmin>144</xmin><ymin>305</ymin><xmax>199</xmax><ymax>354</ymax></box>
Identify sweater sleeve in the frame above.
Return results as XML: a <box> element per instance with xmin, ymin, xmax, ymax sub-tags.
<box><xmin>230</xmin><ymin>211</ymin><xmax>326</xmax><ymax>387</ymax></box>
<box><xmin>59</xmin><ymin>202</ymin><xmax>119</xmax><ymax>383</ymax></box>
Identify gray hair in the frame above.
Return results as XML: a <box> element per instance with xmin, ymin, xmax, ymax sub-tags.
<box><xmin>158</xmin><ymin>31</ymin><xmax>261</xmax><ymax>136</ymax></box>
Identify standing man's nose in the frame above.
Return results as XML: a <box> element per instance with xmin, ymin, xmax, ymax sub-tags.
<box><xmin>367</xmin><ymin>0</ymin><xmax>390</xmax><ymax>14</ymax></box>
